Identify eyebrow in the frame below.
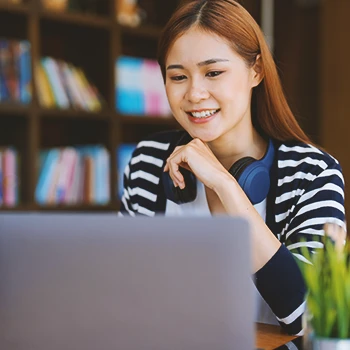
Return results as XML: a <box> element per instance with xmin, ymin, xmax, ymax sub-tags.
<box><xmin>166</xmin><ymin>58</ymin><xmax>229</xmax><ymax>70</ymax></box>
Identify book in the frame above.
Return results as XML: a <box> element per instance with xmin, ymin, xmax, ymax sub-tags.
<box><xmin>1</xmin><ymin>147</ymin><xmax>19</xmax><ymax>207</ymax></box>
<box><xmin>18</xmin><ymin>40</ymin><xmax>32</xmax><ymax>104</ymax></box>
<box><xmin>41</xmin><ymin>57</ymin><xmax>70</xmax><ymax>109</ymax></box>
<box><xmin>0</xmin><ymin>39</ymin><xmax>32</xmax><ymax>104</ymax></box>
<box><xmin>116</xmin><ymin>56</ymin><xmax>144</xmax><ymax>115</ymax></box>
<box><xmin>37</xmin><ymin>57</ymin><xmax>104</xmax><ymax>111</ymax></box>
<box><xmin>116</xmin><ymin>143</ymin><xmax>136</xmax><ymax>198</ymax></box>
<box><xmin>36</xmin><ymin>145</ymin><xmax>111</xmax><ymax>205</ymax></box>
<box><xmin>115</xmin><ymin>55</ymin><xmax>171</xmax><ymax>117</ymax></box>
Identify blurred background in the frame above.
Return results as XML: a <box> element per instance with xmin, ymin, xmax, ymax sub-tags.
<box><xmin>0</xmin><ymin>0</ymin><xmax>348</xmax><ymax>220</ymax></box>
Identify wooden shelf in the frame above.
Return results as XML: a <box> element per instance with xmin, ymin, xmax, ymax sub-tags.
<box><xmin>0</xmin><ymin>203</ymin><xmax>120</xmax><ymax>212</ymax></box>
<box><xmin>39</xmin><ymin>107</ymin><xmax>111</xmax><ymax>120</ymax></box>
<box><xmin>0</xmin><ymin>2</ymin><xmax>30</xmax><ymax>15</ymax></box>
<box><xmin>0</xmin><ymin>103</ymin><xmax>31</xmax><ymax>117</ymax></box>
<box><xmin>0</xmin><ymin>204</ymin><xmax>31</xmax><ymax>211</ymax></box>
<box><xmin>0</xmin><ymin>0</ymin><xmax>181</xmax><ymax>213</ymax></box>
<box><xmin>36</xmin><ymin>203</ymin><xmax>120</xmax><ymax>212</ymax></box>
<box><xmin>120</xmin><ymin>24</ymin><xmax>163</xmax><ymax>39</ymax></box>
<box><xmin>40</xmin><ymin>9</ymin><xmax>111</xmax><ymax>29</ymax></box>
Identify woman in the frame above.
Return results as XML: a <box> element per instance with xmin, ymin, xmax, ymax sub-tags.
<box><xmin>119</xmin><ymin>0</ymin><xmax>345</xmax><ymax>337</ymax></box>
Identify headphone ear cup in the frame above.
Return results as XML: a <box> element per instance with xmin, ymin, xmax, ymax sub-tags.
<box><xmin>229</xmin><ymin>157</ymin><xmax>270</xmax><ymax>205</ymax></box>
<box><xmin>229</xmin><ymin>157</ymin><xmax>256</xmax><ymax>179</ymax></box>
<box><xmin>162</xmin><ymin>168</ymin><xmax>197</xmax><ymax>204</ymax></box>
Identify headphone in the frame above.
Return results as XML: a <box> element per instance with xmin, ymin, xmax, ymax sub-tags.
<box><xmin>162</xmin><ymin>133</ymin><xmax>275</xmax><ymax>205</ymax></box>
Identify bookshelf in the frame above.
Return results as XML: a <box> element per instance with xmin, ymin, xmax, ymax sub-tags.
<box><xmin>0</xmin><ymin>0</ymin><xmax>180</xmax><ymax>212</ymax></box>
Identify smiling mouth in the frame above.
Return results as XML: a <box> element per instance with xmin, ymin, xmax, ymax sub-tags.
<box><xmin>186</xmin><ymin>109</ymin><xmax>220</xmax><ymax>118</ymax></box>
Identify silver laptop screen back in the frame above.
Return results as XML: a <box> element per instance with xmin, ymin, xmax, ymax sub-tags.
<box><xmin>0</xmin><ymin>214</ymin><xmax>254</xmax><ymax>350</ymax></box>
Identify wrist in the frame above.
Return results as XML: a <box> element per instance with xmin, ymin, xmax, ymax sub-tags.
<box><xmin>212</xmin><ymin>170</ymin><xmax>253</xmax><ymax>216</ymax></box>
<box><xmin>212</xmin><ymin>170</ymin><xmax>238</xmax><ymax>195</ymax></box>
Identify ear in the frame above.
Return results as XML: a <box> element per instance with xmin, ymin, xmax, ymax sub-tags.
<box><xmin>251</xmin><ymin>54</ymin><xmax>264</xmax><ymax>88</ymax></box>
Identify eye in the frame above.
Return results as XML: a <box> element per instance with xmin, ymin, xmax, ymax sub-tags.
<box><xmin>170</xmin><ymin>75</ymin><xmax>187</xmax><ymax>81</ymax></box>
<box><xmin>206</xmin><ymin>71</ymin><xmax>224</xmax><ymax>78</ymax></box>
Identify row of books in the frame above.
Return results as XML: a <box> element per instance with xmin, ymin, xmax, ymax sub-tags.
<box><xmin>35</xmin><ymin>145</ymin><xmax>110</xmax><ymax>205</ymax></box>
<box><xmin>35</xmin><ymin>144</ymin><xmax>138</xmax><ymax>205</ymax></box>
<box><xmin>0</xmin><ymin>143</ymin><xmax>138</xmax><ymax>206</ymax></box>
<box><xmin>0</xmin><ymin>39</ymin><xmax>32</xmax><ymax>104</ymax></box>
<box><xmin>35</xmin><ymin>143</ymin><xmax>140</xmax><ymax>205</ymax></box>
<box><xmin>36</xmin><ymin>57</ymin><xmax>104</xmax><ymax>112</ymax></box>
<box><xmin>0</xmin><ymin>38</ymin><xmax>172</xmax><ymax>118</ymax></box>
<box><xmin>0</xmin><ymin>147</ymin><xmax>19</xmax><ymax>207</ymax></box>
<box><xmin>116</xmin><ymin>56</ymin><xmax>172</xmax><ymax>117</ymax></box>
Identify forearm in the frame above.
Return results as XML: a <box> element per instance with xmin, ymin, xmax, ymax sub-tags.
<box><xmin>213</xmin><ymin>171</ymin><xmax>281</xmax><ymax>273</ymax></box>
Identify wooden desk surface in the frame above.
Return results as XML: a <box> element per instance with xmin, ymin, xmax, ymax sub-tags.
<box><xmin>256</xmin><ymin>323</ymin><xmax>298</xmax><ymax>350</ymax></box>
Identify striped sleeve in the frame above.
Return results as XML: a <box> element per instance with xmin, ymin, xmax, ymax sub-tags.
<box><xmin>257</xmin><ymin>143</ymin><xmax>346</xmax><ymax>336</ymax></box>
<box><xmin>255</xmin><ymin>243</ymin><xmax>307</xmax><ymax>336</ymax></box>
<box><xmin>118</xmin><ymin>134</ymin><xmax>174</xmax><ymax>217</ymax></box>
<box><xmin>280</xmin><ymin>148</ymin><xmax>345</xmax><ymax>262</ymax></box>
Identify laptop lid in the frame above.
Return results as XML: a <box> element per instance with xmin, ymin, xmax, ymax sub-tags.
<box><xmin>0</xmin><ymin>213</ymin><xmax>254</xmax><ymax>350</ymax></box>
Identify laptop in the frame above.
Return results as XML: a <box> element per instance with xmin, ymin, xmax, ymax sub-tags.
<box><xmin>0</xmin><ymin>213</ymin><xmax>255</xmax><ymax>350</ymax></box>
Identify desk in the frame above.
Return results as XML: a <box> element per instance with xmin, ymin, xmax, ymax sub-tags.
<box><xmin>256</xmin><ymin>323</ymin><xmax>298</xmax><ymax>350</ymax></box>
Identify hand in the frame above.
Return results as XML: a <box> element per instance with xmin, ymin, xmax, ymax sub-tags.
<box><xmin>163</xmin><ymin>138</ymin><xmax>230</xmax><ymax>191</ymax></box>
<box><xmin>164</xmin><ymin>138</ymin><xmax>281</xmax><ymax>272</ymax></box>
<box><xmin>323</xmin><ymin>223</ymin><xmax>347</xmax><ymax>252</ymax></box>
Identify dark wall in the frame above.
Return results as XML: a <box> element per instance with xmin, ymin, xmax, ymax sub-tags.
<box><xmin>240</xmin><ymin>0</ymin><xmax>320</xmax><ymax>144</ymax></box>
<box><xmin>320</xmin><ymin>0</ymin><xmax>350</xmax><ymax>218</ymax></box>
<box><xmin>274</xmin><ymin>0</ymin><xmax>320</xmax><ymax>144</ymax></box>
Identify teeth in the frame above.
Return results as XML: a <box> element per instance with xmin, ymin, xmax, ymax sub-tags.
<box><xmin>190</xmin><ymin>109</ymin><xmax>218</xmax><ymax>118</ymax></box>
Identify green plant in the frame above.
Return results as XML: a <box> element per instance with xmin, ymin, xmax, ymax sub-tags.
<box><xmin>299</xmin><ymin>226</ymin><xmax>350</xmax><ymax>339</ymax></box>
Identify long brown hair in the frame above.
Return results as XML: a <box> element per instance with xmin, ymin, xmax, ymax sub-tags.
<box><xmin>157</xmin><ymin>0</ymin><xmax>311</xmax><ymax>144</ymax></box>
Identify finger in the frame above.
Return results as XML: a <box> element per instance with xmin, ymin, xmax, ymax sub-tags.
<box><xmin>163</xmin><ymin>161</ymin><xmax>179</xmax><ymax>187</ymax></box>
<box><xmin>166</xmin><ymin>156</ymin><xmax>186</xmax><ymax>189</ymax></box>
<box><xmin>168</xmin><ymin>161</ymin><xmax>184</xmax><ymax>185</ymax></box>
<box><xmin>324</xmin><ymin>223</ymin><xmax>347</xmax><ymax>251</ymax></box>
<box><xmin>165</xmin><ymin>145</ymin><xmax>183</xmax><ymax>174</ymax></box>
<box><xmin>164</xmin><ymin>157</ymin><xmax>182</xmax><ymax>188</ymax></box>
<box><xmin>167</xmin><ymin>145</ymin><xmax>194</xmax><ymax>189</ymax></box>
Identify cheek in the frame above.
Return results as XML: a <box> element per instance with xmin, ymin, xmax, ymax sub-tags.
<box><xmin>165</xmin><ymin>84</ymin><xmax>184</xmax><ymax>108</ymax></box>
<box><xmin>165</xmin><ymin>86</ymin><xmax>174</xmax><ymax>109</ymax></box>
<box><xmin>217</xmin><ymin>77</ymin><xmax>252</xmax><ymax>105</ymax></box>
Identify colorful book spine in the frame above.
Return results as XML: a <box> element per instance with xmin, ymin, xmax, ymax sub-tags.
<box><xmin>116</xmin><ymin>143</ymin><xmax>137</xmax><ymax>198</ymax></box>
<box><xmin>0</xmin><ymin>38</ymin><xmax>32</xmax><ymax>104</ymax></box>
<box><xmin>115</xmin><ymin>55</ymin><xmax>171</xmax><ymax>117</ymax></box>
<box><xmin>1</xmin><ymin>147</ymin><xmax>19</xmax><ymax>207</ymax></box>
<box><xmin>35</xmin><ymin>148</ymin><xmax>61</xmax><ymax>205</ymax></box>
<box><xmin>36</xmin><ymin>57</ymin><xmax>104</xmax><ymax>111</ymax></box>
<box><xmin>0</xmin><ymin>39</ymin><xmax>11</xmax><ymax>102</ymax></box>
<box><xmin>18</xmin><ymin>40</ymin><xmax>32</xmax><ymax>104</ymax></box>
<box><xmin>41</xmin><ymin>57</ymin><xmax>70</xmax><ymax>109</ymax></box>
<box><xmin>60</xmin><ymin>62</ymin><xmax>86</xmax><ymax>110</ymax></box>
<box><xmin>55</xmin><ymin>147</ymin><xmax>78</xmax><ymax>203</ymax></box>
<box><xmin>116</xmin><ymin>56</ymin><xmax>144</xmax><ymax>115</ymax></box>
<box><xmin>36</xmin><ymin>146</ymin><xmax>111</xmax><ymax>205</ymax></box>
<box><xmin>7</xmin><ymin>40</ymin><xmax>20</xmax><ymax>101</ymax></box>
<box><xmin>35</xmin><ymin>63</ymin><xmax>55</xmax><ymax>108</ymax></box>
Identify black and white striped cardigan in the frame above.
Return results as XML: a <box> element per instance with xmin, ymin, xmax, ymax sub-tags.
<box><xmin>119</xmin><ymin>130</ymin><xmax>346</xmax><ymax>337</ymax></box>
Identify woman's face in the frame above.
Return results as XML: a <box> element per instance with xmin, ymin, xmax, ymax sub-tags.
<box><xmin>165</xmin><ymin>27</ymin><xmax>261</xmax><ymax>144</ymax></box>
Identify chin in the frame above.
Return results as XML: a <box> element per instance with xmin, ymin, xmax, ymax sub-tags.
<box><xmin>188</xmin><ymin>130</ymin><xmax>220</xmax><ymax>143</ymax></box>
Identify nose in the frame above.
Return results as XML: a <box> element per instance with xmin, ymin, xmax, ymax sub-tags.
<box><xmin>185</xmin><ymin>81</ymin><xmax>210</xmax><ymax>103</ymax></box>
